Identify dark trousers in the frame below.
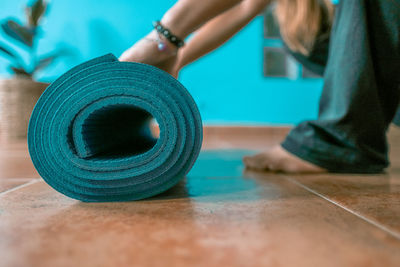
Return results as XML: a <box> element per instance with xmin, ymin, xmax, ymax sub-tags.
<box><xmin>281</xmin><ymin>0</ymin><xmax>400</xmax><ymax>173</ymax></box>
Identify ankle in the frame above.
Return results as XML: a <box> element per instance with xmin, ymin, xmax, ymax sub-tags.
<box><xmin>146</xmin><ymin>30</ymin><xmax>178</xmax><ymax>57</ymax></box>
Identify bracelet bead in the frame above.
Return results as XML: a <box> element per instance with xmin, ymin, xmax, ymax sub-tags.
<box><xmin>153</xmin><ymin>21</ymin><xmax>185</xmax><ymax>48</ymax></box>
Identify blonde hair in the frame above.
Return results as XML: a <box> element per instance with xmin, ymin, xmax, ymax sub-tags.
<box><xmin>275</xmin><ymin>0</ymin><xmax>335</xmax><ymax>55</ymax></box>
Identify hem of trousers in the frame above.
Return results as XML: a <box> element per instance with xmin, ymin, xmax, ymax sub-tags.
<box><xmin>281</xmin><ymin>136</ymin><xmax>386</xmax><ymax>174</ymax></box>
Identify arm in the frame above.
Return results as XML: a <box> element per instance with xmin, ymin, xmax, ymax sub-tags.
<box><xmin>161</xmin><ymin>0</ymin><xmax>244</xmax><ymax>38</ymax></box>
<box><xmin>176</xmin><ymin>0</ymin><xmax>272</xmax><ymax>71</ymax></box>
<box><xmin>120</xmin><ymin>0</ymin><xmax>243</xmax><ymax>64</ymax></box>
<box><xmin>119</xmin><ymin>0</ymin><xmax>270</xmax><ymax>76</ymax></box>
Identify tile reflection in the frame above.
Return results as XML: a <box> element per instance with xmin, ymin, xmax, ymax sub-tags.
<box><xmin>189</xmin><ymin>150</ymin><xmax>252</xmax><ymax>177</ymax></box>
<box><xmin>151</xmin><ymin>150</ymin><xmax>287</xmax><ymax>202</ymax></box>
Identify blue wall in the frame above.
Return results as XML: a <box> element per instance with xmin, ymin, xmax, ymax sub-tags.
<box><xmin>0</xmin><ymin>0</ymin><xmax>323</xmax><ymax>125</ymax></box>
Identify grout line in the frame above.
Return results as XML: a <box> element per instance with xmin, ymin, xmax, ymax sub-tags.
<box><xmin>0</xmin><ymin>177</ymin><xmax>40</xmax><ymax>181</ymax></box>
<box><xmin>0</xmin><ymin>179</ymin><xmax>41</xmax><ymax>197</ymax></box>
<box><xmin>284</xmin><ymin>175</ymin><xmax>400</xmax><ymax>241</ymax></box>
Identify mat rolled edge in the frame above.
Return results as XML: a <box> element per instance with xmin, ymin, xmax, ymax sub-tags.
<box><xmin>28</xmin><ymin>54</ymin><xmax>203</xmax><ymax>202</ymax></box>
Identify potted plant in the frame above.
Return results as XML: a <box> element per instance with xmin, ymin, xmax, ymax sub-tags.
<box><xmin>0</xmin><ymin>0</ymin><xmax>62</xmax><ymax>140</ymax></box>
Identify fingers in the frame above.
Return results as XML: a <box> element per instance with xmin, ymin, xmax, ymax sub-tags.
<box><xmin>118</xmin><ymin>45</ymin><xmax>140</xmax><ymax>62</ymax></box>
<box><xmin>118</xmin><ymin>51</ymin><xmax>130</xmax><ymax>61</ymax></box>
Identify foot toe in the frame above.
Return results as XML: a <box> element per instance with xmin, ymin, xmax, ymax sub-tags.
<box><xmin>243</xmin><ymin>154</ymin><xmax>269</xmax><ymax>171</ymax></box>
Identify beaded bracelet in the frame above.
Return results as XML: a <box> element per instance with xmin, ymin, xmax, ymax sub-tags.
<box><xmin>153</xmin><ymin>21</ymin><xmax>185</xmax><ymax>48</ymax></box>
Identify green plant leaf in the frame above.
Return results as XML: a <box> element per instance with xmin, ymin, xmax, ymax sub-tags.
<box><xmin>9</xmin><ymin>65</ymin><xmax>32</xmax><ymax>78</ymax></box>
<box><xmin>0</xmin><ymin>44</ymin><xmax>17</xmax><ymax>59</ymax></box>
<box><xmin>1</xmin><ymin>19</ymin><xmax>34</xmax><ymax>47</ymax></box>
<box><xmin>32</xmin><ymin>47</ymin><xmax>75</xmax><ymax>74</ymax></box>
<box><xmin>26</xmin><ymin>0</ymin><xmax>47</xmax><ymax>27</ymax></box>
<box><xmin>0</xmin><ymin>41</ymin><xmax>25</xmax><ymax>66</ymax></box>
<box><xmin>34</xmin><ymin>55</ymin><xmax>56</xmax><ymax>72</ymax></box>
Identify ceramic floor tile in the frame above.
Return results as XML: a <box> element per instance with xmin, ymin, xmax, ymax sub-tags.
<box><xmin>0</xmin><ymin>154</ymin><xmax>39</xmax><ymax>178</ymax></box>
<box><xmin>0</xmin><ymin>178</ymin><xmax>35</xmax><ymax>193</ymax></box>
<box><xmin>282</xmin><ymin>126</ymin><xmax>400</xmax><ymax>236</ymax></box>
<box><xmin>202</xmin><ymin>126</ymin><xmax>290</xmax><ymax>150</ymax></box>
<box><xmin>1</xmin><ymin>151</ymin><xmax>399</xmax><ymax>267</ymax></box>
<box><xmin>285</xmin><ymin>173</ymin><xmax>400</xmax><ymax>236</ymax></box>
<box><xmin>1</xmin><ymin>128</ymin><xmax>400</xmax><ymax>267</ymax></box>
<box><xmin>0</xmin><ymin>141</ymin><xmax>39</xmax><ymax>179</ymax></box>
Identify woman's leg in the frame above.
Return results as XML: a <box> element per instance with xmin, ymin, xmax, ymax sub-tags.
<box><xmin>244</xmin><ymin>0</ymin><xmax>400</xmax><ymax>173</ymax></box>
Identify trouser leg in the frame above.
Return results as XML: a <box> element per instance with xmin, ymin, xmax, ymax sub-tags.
<box><xmin>281</xmin><ymin>0</ymin><xmax>400</xmax><ymax>173</ymax></box>
<box><xmin>393</xmin><ymin>105</ymin><xmax>400</xmax><ymax>127</ymax></box>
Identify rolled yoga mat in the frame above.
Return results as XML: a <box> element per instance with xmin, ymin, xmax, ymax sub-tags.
<box><xmin>28</xmin><ymin>54</ymin><xmax>202</xmax><ymax>202</ymax></box>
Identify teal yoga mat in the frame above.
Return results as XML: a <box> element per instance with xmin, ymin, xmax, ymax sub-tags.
<box><xmin>28</xmin><ymin>54</ymin><xmax>202</xmax><ymax>202</ymax></box>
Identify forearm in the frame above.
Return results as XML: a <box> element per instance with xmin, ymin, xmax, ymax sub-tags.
<box><xmin>161</xmin><ymin>0</ymin><xmax>243</xmax><ymax>38</ymax></box>
<box><xmin>176</xmin><ymin>0</ymin><xmax>272</xmax><ymax>69</ymax></box>
<box><xmin>119</xmin><ymin>0</ymin><xmax>269</xmax><ymax>76</ymax></box>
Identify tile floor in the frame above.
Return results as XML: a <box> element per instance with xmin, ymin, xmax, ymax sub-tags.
<box><xmin>0</xmin><ymin>126</ymin><xmax>399</xmax><ymax>267</ymax></box>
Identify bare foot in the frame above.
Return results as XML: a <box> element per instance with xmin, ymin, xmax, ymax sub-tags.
<box><xmin>119</xmin><ymin>30</ymin><xmax>180</xmax><ymax>77</ymax></box>
<box><xmin>243</xmin><ymin>145</ymin><xmax>327</xmax><ymax>173</ymax></box>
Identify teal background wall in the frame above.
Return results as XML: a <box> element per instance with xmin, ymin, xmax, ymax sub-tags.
<box><xmin>0</xmin><ymin>0</ymin><xmax>323</xmax><ymax>125</ymax></box>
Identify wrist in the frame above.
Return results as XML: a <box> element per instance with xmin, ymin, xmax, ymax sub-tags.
<box><xmin>160</xmin><ymin>13</ymin><xmax>188</xmax><ymax>39</ymax></box>
<box><xmin>153</xmin><ymin>21</ymin><xmax>185</xmax><ymax>48</ymax></box>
